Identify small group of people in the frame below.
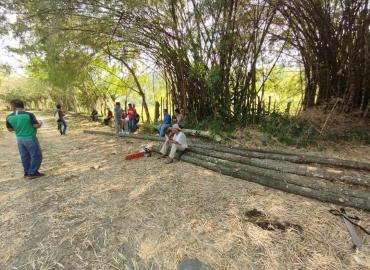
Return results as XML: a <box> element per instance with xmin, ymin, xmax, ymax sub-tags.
<box><xmin>5</xmin><ymin>99</ymin><xmax>187</xmax><ymax>182</ymax></box>
<box><xmin>92</xmin><ymin>102</ymin><xmax>139</xmax><ymax>135</ymax></box>
<box><xmin>157</xmin><ymin>108</ymin><xmax>185</xmax><ymax>137</ymax></box>
<box><xmin>109</xmin><ymin>102</ymin><xmax>139</xmax><ymax>135</ymax></box>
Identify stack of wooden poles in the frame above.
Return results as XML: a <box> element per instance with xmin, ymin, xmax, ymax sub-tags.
<box><xmin>83</xmin><ymin>130</ymin><xmax>370</xmax><ymax>211</ymax></box>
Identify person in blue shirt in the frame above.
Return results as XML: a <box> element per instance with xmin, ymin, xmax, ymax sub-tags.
<box><xmin>157</xmin><ymin>109</ymin><xmax>171</xmax><ymax>137</ymax></box>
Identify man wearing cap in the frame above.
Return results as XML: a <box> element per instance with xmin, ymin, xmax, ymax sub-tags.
<box><xmin>159</xmin><ymin>124</ymin><xmax>188</xmax><ymax>164</ymax></box>
<box><xmin>6</xmin><ymin>99</ymin><xmax>45</xmax><ymax>179</ymax></box>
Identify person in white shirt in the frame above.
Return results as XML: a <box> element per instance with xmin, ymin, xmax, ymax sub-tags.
<box><xmin>159</xmin><ymin>124</ymin><xmax>188</xmax><ymax>164</ymax></box>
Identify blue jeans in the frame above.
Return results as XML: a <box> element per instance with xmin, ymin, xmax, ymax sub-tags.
<box><xmin>157</xmin><ymin>124</ymin><xmax>170</xmax><ymax>137</ymax></box>
<box><xmin>17</xmin><ymin>138</ymin><xmax>43</xmax><ymax>176</ymax></box>
<box><xmin>128</xmin><ymin>119</ymin><xmax>136</xmax><ymax>133</ymax></box>
<box><xmin>57</xmin><ymin>119</ymin><xmax>67</xmax><ymax>135</ymax></box>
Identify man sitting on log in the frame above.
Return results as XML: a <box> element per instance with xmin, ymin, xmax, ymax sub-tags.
<box><xmin>157</xmin><ymin>108</ymin><xmax>172</xmax><ymax>137</ymax></box>
<box><xmin>91</xmin><ymin>108</ymin><xmax>99</xmax><ymax>121</ymax></box>
<box><xmin>103</xmin><ymin>108</ymin><xmax>113</xmax><ymax>126</ymax></box>
<box><xmin>159</xmin><ymin>124</ymin><xmax>188</xmax><ymax>164</ymax></box>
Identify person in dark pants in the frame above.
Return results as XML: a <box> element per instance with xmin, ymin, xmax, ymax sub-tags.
<box><xmin>91</xmin><ymin>108</ymin><xmax>99</xmax><ymax>121</ymax></box>
<box><xmin>114</xmin><ymin>102</ymin><xmax>123</xmax><ymax>135</ymax></box>
<box><xmin>157</xmin><ymin>109</ymin><xmax>171</xmax><ymax>137</ymax></box>
<box><xmin>127</xmin><ymin>103</ymin><xmax>137</xmax><ymax>133</ymax></box>
<box><xmin>6</xmin><ymin>99</ymin><xmax>45</xmax><ymax>179</ymax></box>
<box><xmin>55</xmin><ymin>104</ymin><xmax>67</xmax><ymax>135</ymax></box>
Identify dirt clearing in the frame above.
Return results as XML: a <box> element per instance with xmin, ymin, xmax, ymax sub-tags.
<box><xmin>1</xmin><ymin>112</ymin><xmax>370</xmax><ymax>269</ymax></box>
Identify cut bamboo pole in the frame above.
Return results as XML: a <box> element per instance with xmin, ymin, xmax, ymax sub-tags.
<box><xmin>193</xmin><ymin>143</ymin><xmax>370</xmax><ymax>171</ymax></box>
<box><xmin>83</xmin><ymin>130</ymin><xmax>370</xmax><ymax>171</ymax></box>
<box><xmin>175</xmin><ymin>154</ymin><xmax>370</xmax><ymax>211</ymax></box>
<box><xmin>83</xmin><ymin>130</ymin><xmax>370</xmax><ymax>210</ymax></box>
<box><xmin>189</xmin><ymin>148</ymin><xmax>370</xmax><ymax>187</ymax></box>
<box><xmin>184</xmin><ymin>151</ymin><xmax>370</xmax><ymax>200</ymax></box>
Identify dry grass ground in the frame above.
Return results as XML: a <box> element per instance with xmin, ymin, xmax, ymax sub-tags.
<box><xmin>1</xmin><ymin>111</ymin><xmax>370</xmax><ymax>270</ymax></box>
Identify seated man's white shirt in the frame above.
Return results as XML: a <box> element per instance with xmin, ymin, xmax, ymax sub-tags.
<box><xmin>173</xmin><ymin>132</ymin><xmax>188</xmax><ymax>148</ymax></box>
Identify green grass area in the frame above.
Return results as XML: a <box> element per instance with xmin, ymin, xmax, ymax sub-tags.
<box><xmin>190</xmin><ymin>111</ymin><xmax>369</xmax><ymax>148</ymax></box>
<box><xmin>260</xmin><ymin>113</ymin><xmax>370</xmax><ymax>147</ymax></box>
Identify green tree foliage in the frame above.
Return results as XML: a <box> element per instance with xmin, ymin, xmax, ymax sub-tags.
<box><xmin>0</xmin><ymin>75</ymin><xmax>49</xmax><ymax>109</ymax></box>
<box><xmin>0</xmin><ymin>0</ymin><xmax>368</xmax><ymax>123</ymax></box>
<box><xmin>276</xmin><ymin>0</ymin><xmax>370</xmax><ymax>116</ymax></box>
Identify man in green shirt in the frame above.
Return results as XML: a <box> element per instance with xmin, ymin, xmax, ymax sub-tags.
<box><xmin>6</xmin><ymin>99</ymin><xmax>45</xmax><ymax>179</ymax></box>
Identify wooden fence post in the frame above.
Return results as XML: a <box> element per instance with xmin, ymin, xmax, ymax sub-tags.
<box><xmin>160</xmin><ymin>97</ymin><xmax>163</xmax><ymax>120</ymax></box>
<box><xmin>285</xmin><ymin>101</ymin><xmax>292</xmax><ymax>115</ymax></box>
<box><xmin>268</xmin><ymin>96</ymin><xmax>271</xmax><ymax>114</ymax></box>
<box><xmin>155</xmin><ymin>101</ymin><xmax>160</xmax><ymax>123</ymax></box>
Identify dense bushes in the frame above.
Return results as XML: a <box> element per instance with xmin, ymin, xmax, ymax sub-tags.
<box><xmin>259</xmin><ymin>113</ymin><xmax>318</xmax><ymax>147</ymax></box>
<box><xmin>194</xmin><ymin>116</ymin><xmax>237</xmax><ymax>139</ymax></box>
<box><xmin>259</xmin><ymin>113</ymin><xmax>369</xmax><ymax>147</ymax></box>
<box><xmin>193</xmin><ymin>112</ymin><xmax>369</xmax><ymax>147</ymax></box>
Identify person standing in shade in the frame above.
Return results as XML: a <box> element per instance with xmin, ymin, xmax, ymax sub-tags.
<box><xmin>6</xmin><ymin>99</ymin><xmax>45</xmax><ymax>179</ymax></box>
<box><xmin>55</xmin><ymin>104</ymin><xmax>67</xmax><ymax>135</ymax></box>
<box><xmin>159</xmin><ymin>124</ymin><xmax>188</xmax><ymax>164</ymax></box>
<box><xmin>114</xmin><ymin>102</ymin><xmax>123</xmax><ymax>135</ymax></box>
<box><xmin>157</xmin><ymin>109</ymin><xmax>171</xmax><ymax>137</ymax></box>
<box><xmin>127</xmin><ymin>103</ymin><xmax>137</xmax><ymax>133</ymax></box>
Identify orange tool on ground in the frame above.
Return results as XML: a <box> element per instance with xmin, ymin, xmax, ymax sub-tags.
<box><xmin>124</xmin><ymin>147</ymin><xmax>152</xmax><ymax>160</ymax></box>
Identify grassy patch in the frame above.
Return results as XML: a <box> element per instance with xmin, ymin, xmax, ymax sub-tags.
<box><xmin>258</xmin><ymin>113</ymin><xmax>318</xmax><ymax>147</ymax></box>
<box><xmin>323</xmin><ymin>130</ymin><xmax>370</xmax><ymax>145</ymax></box>
<box><xmin>195</xmin><ymin>117</ymin><xmax>237</xmax><ymax>139</ymax></box>
<box><xmin>258</xmin><ymin>112</ymin><xmax>369</xmax><ymax>147</ymax></box>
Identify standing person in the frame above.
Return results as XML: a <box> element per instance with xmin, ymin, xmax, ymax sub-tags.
<box><xmin>114</xmin><ymin>102</ymin><xmax>123</xmax><ymax>135</ymax></box>
<box><xmin>5</xmin><ymin>99</ymin><xmax>45</xmax><ymax>179</ymax></box>
<box><xmin>104</xmin><ymin>108</ymin><xmax>113</xmax><ymax>126</ymax></box>
<box><xmin>159</xmin><ymin>124</ymin><xmax>188</xmax><ymax>164</ymax></box>
<box><xmin>127</xmin><ymin>103</ymin><xmax>137</xmax><ymax>133</ymax></box>
<box><xmin>54</xmin><ymin>104</ymin><xmax>67</xmax><ymax>135</ymax></box>
<box><xmin>157</xmin><ymin>109</ymin><xmax>172</xmax><ymax>137</ymax></box>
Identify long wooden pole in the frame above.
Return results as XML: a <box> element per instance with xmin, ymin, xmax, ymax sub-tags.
<box><xmin>82</xmin><ymin>130</ymin><xmax>370</xmax><ymax>210</ymax></box>
<box><xmin>82</xmin><ymin>130</ymin><xmax>370</xmax><ymax>171</ymax></box>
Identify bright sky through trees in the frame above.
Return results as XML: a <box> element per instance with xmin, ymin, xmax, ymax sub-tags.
<box><xmin>0</xmin><ymin>36</ymin><xmax>26</xmax><ymax>75</ymax></box>
<box><xmin>0</xmin><ymin>13</ymin><xmax>26</xmax><ymax>75</ymax></box>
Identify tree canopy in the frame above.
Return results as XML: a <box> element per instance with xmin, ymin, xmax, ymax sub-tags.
<box><xmin>0</xmin><ymin>0</ymin><xmax>369</xmax><ymax>122</ymax></box>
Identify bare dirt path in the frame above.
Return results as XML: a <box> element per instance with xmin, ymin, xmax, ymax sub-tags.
<box><xmin>1</xmin><ymin>112</ymin><xmax>370</xmax><ymax>270</ymax></box>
